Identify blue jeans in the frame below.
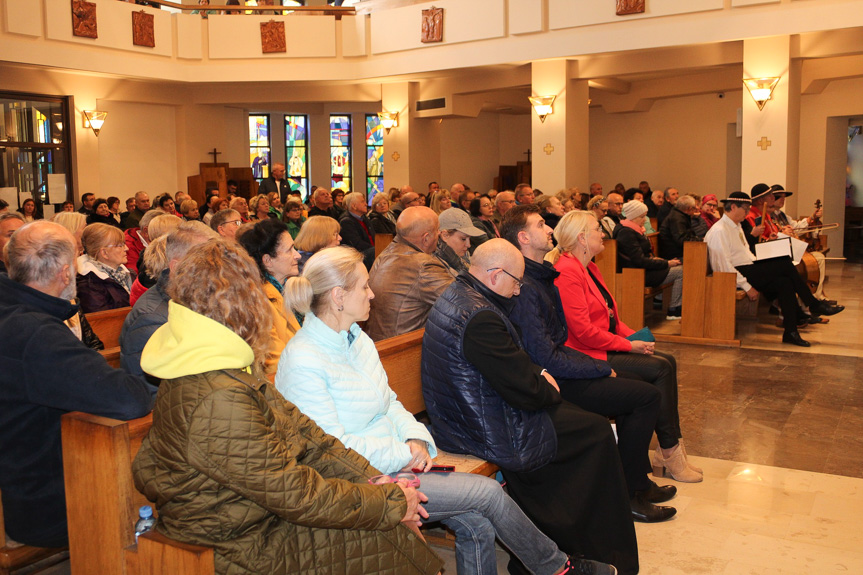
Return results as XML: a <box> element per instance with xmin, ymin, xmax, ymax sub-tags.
<box><xmin>419</xmin><ymin>471</ymin><xmax>567</xmax><ymax>575</ymax></box>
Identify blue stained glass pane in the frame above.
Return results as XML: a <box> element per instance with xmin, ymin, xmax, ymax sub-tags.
<box><xmin>251</xmin><ymin>150</ymin><xmax>270</xmax><ymax>179</ymax></box>
<box><xmin>367</xmin><ymin>177</ymin><xmax>384</xmax><ymax>202</ymax></box>
<box><xmin>249</xmin><ymin>115</ymin><xmax>269</xmax><ymax>147</ymax></box>
<box><xmin>332</xmin><ymin>177</ymin><xmax>351</xmax><ymax>193</ymax></box>
<box><xmin>285</xmin><ymin>115</ymin><xmax>306</xmax><ymax>146</ymax></box>
<box><xmin>366</xmin><ymin>115</ymin><xmax>383</xmax><ymax>146</ymax></box>
<box><xmin>330</xmin><ymin>115</ymin><xmax>351</xmax><ymax>146</ymax></box>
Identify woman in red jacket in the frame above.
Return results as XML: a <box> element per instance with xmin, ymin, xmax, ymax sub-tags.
<box><xmin>548</xmin><ymin>210</ymin><xmax>701</xmax><ymax>483</ymax></box>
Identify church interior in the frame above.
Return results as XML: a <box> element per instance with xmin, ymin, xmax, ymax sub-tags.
<box><xmin>2</xmin><ymin>0</ymin><xmax>863</xmax><ymax>572</ymax></box>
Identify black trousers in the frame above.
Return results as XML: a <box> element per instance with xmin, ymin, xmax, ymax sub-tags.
<box><xmin>558</xmin><ymin>375</ymin><xmax>660</xmax><ymax>496</ymax></box>
<box><xmin>736</xmin><ymin>256</ymin><xmax>819</xmax><ymax>332</ymax></box>
<box><xmin>502</xmin><ymin>401</ymin><xmax>640</xmax><ymax>575</ymax></box>
<box><xmin>607</xmin><ymin>350</ymin><xmax>682</xmax><ymax>448</ymax></box>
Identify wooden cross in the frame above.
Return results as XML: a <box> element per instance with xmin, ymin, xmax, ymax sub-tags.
<box><xmin>756</xmin><ymin>137</ymin><xmax>772</xmax><ymax>151</ymax></box>
<box><xmin>543</xmin><ymin>143</ymin><xmax>555</xmax><ymax>155</ymax></box>
<box><xmin>391</xmin><ymin>151</ymin><xmax>401</xmax><ymax>162</ymax></box>
<box><xmin>209</xmin><ymin>147</ymin><xmax>221</xmax><ymax>163</ymax></box>
<box><xmin>524</xmin><ymin>148</ymin><xmax>532</xmax><ymax>162</ymax></box>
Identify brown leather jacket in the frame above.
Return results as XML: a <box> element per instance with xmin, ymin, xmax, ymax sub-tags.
<box><xmin>366</xmin><ymin>236</ymin><xmax>455</xmax><ymax>341</ymax></box>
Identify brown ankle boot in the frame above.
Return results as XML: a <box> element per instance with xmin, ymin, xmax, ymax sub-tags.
<box><xmin>653</xmin><ymin>444</ymin><xmax>703</xmax><ymax>483</ymax></box>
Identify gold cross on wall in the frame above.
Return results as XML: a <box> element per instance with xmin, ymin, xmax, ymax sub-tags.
<box><xmin>543</xmin><ymin>143</ymin><xmax>554</xmax><ymax>155</ymax></box>
<box><xmin>757</xmin><ymin>137</ymin><xmax>772</xmax><ymax>151</ymax></box>
<box><xmin>391</xmin><ymin>151</ymin><xmax>401</xmax><ymax>161</ymax></box>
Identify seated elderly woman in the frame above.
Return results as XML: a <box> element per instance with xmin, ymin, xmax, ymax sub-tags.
<box><xmin>433</xmin><ymin>208</ymin><xmax>486</xmax><ymax>277</ymax></box>
<box><xmin>230</xmin><ymin>196</ymin><xmax>251</xmax><ymax>223</ymax></box>
<box><xmin>179</xmin><ymin>199</ymin><xmax>200</xmax><ymax>222</ymax></box>
<box><xmin>539</xmin><ymin>196</ymin><xmax>566</xmax><ymax>230</ymax></box>
<box><xmin>429</xmin><ymin>190</ymin><xmax>451</xmax><ymax>215</ymax></box>
<box><xmin>612</xmin><ymin>201</ymin><xmax>684</xmax><ymax>320</ymax></box>
<box><xmin>132</xmin><ymin>240</ymin><xmax>442</xmax><ymax>575</ymax></box>
<box><xmin>276</xmin><ymin>246</ymin><xmax>579</xmax><ymax>575</ymax></box>
<box><xmin>548</xmin><ymin>210</ymin><xmax>701</xmax><ymax>483</ymax></box>
<box><xmin>76</xmin><ymin>223</ymin><xmax>133</xmax><ymax>313</ymax></box>
<box><xmin>468</xmin><ymin>195</ymin><xmax>499</xmax><ymax>250</ymax></box>
<box><xmin>587</xmin><ymin>196</ymin><xmax>614</xmax><ymax>239</ymax></box>
<box><xmin>368</xmin><ymin>193</ymin><xmax>397</xmax><ymax>236</ymax></box>
<box><xmin>238</xmin><ymin>218</ymin><xmax>303</xmax><ymax>375</ymax></box>
<box><xmin>86</xmin><ymin>198</ymin><xmax>121</xmax><ymax>228</ymax></box>
<box><xmin>281</xmin><ymin>200</ymin><xmax>306</xmax><ymax>239</ymax></box>
<box><xmin>293</xmin><ymin>215</ymin><xmax>341</xmax><ymax>273</ymax></box>
<box><xmin>249</xmin><ymin>194</ymin><xmax>271</xmax><ymax>221</ymax></box>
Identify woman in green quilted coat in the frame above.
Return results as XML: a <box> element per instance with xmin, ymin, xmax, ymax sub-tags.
<box><xmin>132</xmin><ymin>240</ymin><xmax>442</xmax><ymax>575</ymax></box>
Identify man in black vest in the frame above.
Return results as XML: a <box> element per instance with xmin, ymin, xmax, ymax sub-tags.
<box><xmin>422</xmin><ymin>239</ymin><xmax>637</xmax><ymax>575</ymax></box>
<box><xmin>257</xmin><ymin>163</ymin><xmax>290</xmax><ymax>205</ymax></box>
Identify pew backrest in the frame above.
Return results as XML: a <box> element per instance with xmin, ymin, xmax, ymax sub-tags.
<box><xmin>86</xmin><ymin>307</ymin><xmax>132</xmax><ymax>349</ymax></box>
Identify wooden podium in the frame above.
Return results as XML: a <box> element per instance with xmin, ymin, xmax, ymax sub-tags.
<box><xmin>187</xmin><ymin>163</ymin><xmax>258</xmax><ymax>206</ymax></box>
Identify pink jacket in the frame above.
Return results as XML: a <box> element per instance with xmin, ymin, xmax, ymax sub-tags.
<box><xmin>553</xmin><ymin>253</ymin><xmax>634</xmax><ymax>360</ymax></box>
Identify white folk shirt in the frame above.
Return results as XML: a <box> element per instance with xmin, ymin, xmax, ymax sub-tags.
<box><xmin>704</xmin><ymin>213</ymin><xmax>756</xmax><ymax>293</ymax></box>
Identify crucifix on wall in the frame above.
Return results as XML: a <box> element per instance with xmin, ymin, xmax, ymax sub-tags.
<box><xmin>209</xmin><ymin>148</ymin><xmax>222</xmax><ymax>163</ymax></box>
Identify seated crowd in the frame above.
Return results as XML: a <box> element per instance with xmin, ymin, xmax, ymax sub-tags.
<box><xmin>0</xmin><ymin>176</ymin><xmax>845</xmax><ymax>575</ymax></box>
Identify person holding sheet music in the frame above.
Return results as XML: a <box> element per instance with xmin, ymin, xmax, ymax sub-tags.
<box><xmin>704</xmin><ymin>191</ymin><xmax>844</xmax><ymax>347</ymax></box>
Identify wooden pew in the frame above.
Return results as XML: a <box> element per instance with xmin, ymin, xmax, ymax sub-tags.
<box><xmin>61</xmin><ymin>330</ymin><xmax>496</xmax><ymax>573</ymax></box>
<box><xmin>598</xmin><ymin>237</ymin><xmax>671</xmax><ymax>330</ymax></box>
<box><xmin>594</xmin><ymin>238</ymin><xmax>617</xmax><ymax>298</ymax></box>
<box><xmin>0</xmin><ymin>489</ymin><xmax>68</xmax><ymax>575</ymax></box>
<box><xmin>375</xmin><ymin>233</ymin><xmax>394</xmax><ymax>259</ymax></box>
<box><xmin>86</xmin><ymin>307</ymin><xmax>132</xmax><ymax>349</ymax></box>
<box><xmin>653</xmin><ymin>241</ymin><xmax>740</xmax><ymax>347</ymax></box>
<box><xmin>61</xmin><ymin>412</ymin><xmax>213</xmax><ymax>575</ymax></box>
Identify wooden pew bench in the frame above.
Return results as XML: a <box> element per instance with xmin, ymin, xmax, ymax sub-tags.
<box><xmin>86</xmin><ymin>307</ymin><xmax>132</xmax><ymax>349</ymax></box>
<box><xmin>61</xmin><ymin>329</ymin><xmax>496</xmax><ymax>573</ymax></box>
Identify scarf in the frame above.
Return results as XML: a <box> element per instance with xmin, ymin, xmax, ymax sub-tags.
<box><xmin>91</xmin><ymin>256</ymin><xmax>133</xmax><ymax>293</ymax></box>
<box><xmin>621</xmin><ymin>218</ymin><xmax>645</xmax><ymax>235</ymax></box>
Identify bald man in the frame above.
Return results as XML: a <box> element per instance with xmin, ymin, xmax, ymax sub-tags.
<box><xmin>422</xmin><ymin>239</ymin><xmax>636</xmax><ymax>575</ymax></box>
<box><xmin>0</xmin><ymin>221</ymin><xmax>155</xmax><ymax>549</ymax></box>
<box><xmin>366</xmin><ymin>206</ymin><xmax>454</xmax><ymax>341</ymax></box>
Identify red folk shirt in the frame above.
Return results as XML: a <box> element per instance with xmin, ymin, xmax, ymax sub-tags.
<box><xmin>745</xmin><ymin>205</ymin><xmax>778</xmax><ymax>242</ymax></box>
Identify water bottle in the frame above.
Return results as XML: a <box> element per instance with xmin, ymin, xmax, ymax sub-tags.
<box><xmin>134</xmin><ymin>505</ymin><xmax>156</xmax><ymax>542</ymax></box>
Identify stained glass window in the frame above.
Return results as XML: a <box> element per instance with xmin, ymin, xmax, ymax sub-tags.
<box><xmin>249</xmin><ymin>114</ymin><xmax>271</xmax><ymax>180</ymax></box>
<box><xmin>284</xmin><ymin>115</ymin><xmax>309</xmax><ymax>201</ymax></box>
<box><xmin>365</xmin><ymin>114</ymin><xmax>384</xmax><ymax>204</ymax></box>
<box><xmin>329</xmin><ymin>114</ymin><xmax>351</xmax><ymax>194</ymax></box>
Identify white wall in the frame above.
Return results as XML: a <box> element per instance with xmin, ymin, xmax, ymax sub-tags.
<box><xmin>589</xmin><ymin>93</ymin><xmax>741</xmax><ymax>196</ymax></box>
<box><xmin>439</xmin><ymin>114</ymin><xmax>501</xmax><ymax>192</ymax></box>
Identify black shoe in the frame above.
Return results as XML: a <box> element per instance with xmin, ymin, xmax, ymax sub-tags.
<box><xmin>666</xmin><ymin>306</ymin><xmax>682</xmax><ymax>320</ymax></box>
<box><xmin>630</xmin><ymin>493</ymin><xmax>676</xmax><ymax>523</ymax></box>
<box><xmin>820</xmin><ymin>299</ymin><xmax>838</xmax><ymax>306</ymax></box>
<box><xmin>769</xmin><ymin>304</ymin><xmax>780</xmax><ymax>315</ymax></box>
<box><xmin>811</xmin><ymin>301</ymin><xmax>845</xmax><ymax>316</ymax></box>
<box><xmin>560</xmin><ymin>556</ymin><xmax>618</xmax><ymax>575</ymax></box>
<box><xmin>637</xmin><ymin>480</ymin><xmax>677</xmax><ymax>504</ymax></box>
<box><xmin>782</xmin><ymin>330</ymin><xmax>811</xmax><ymax>347</ymax></box>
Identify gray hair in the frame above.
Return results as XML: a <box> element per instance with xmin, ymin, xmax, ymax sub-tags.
<box><xmin>210</xmin><ymin>209</ymin><xmax>240</xmax><ymax>231</ymax></box>
<box><xmin>139</xmin><ymin>210</ymin><xmax>165</xmax><ymax>230</ymax></box>
<box><xmin>0</xmin><ymin>212</ymin><xmax>25</xmax><ymax>226</ymax></box>
<box><xmin>283</xmin><ymin>246</ymin><xmax>363</xmax><ymax>316</ymax></box>
<box><xmin>675</xmin><ymin>195</ymin><xmax>697</xmax><ymax>211</ymax></box>
<box><xmin>343</xmin><ymin>192</ymin><xmax>367</xmax><ymax>212</ymax></box>
<box><xmin>6</xmin><ymin>221</ymin><xmax>76</xmax><ymax>286</ymax></box>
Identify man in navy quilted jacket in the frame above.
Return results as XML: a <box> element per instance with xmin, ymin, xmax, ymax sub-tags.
<box><xmin>422</xmin><ymin>239</ymin><xmax>638</xmax><ymax>575</ymax></box>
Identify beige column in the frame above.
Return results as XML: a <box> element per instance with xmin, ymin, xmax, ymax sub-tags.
<box><xmin>381</xmin><ymin>82</ymin><xmax>411</xmax><ymax>191</ymax></box>
<box><xmin>741</xmin><ymin>36</ymin><xmax>797</xmax><ymax>194</ymax></box>
<box><xmin>530</xmin><ymin>60</ymin><xmax>590</xmax><ymax>193</ymax></box>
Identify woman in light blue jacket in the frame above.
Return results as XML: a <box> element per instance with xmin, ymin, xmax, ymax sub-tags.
<box><xmin>275</xmin><ymin>247</ymin><xmax>612</xmax><ymax>575</ymax></box>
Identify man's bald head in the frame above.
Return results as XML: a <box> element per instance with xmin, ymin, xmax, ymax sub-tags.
<box><xmin>6</xmin><ymin>221</ymin><xmax>77</xmax><ymax>296</ymax></box>
<box><xmin>469</xmin><ymin>239</ymin><xmax>525</xmax><ymax>298</ymax></box>
<box><xmin>396</xmin><ymin>206</ymin><xmax>439</xmax><ymax>253</ymax></box>
<box><xmin>399</xmin><ymin>192</ymin><xmax>420</xmax><ymax>209</ymax></box>
<box><xmin>450</xmin><ymin>183</ymin><xmax>465</xmax><ymax>202</ymax></box>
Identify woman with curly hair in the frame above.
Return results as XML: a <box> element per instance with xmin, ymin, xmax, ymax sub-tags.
<box><xmin>132</xmin><ymin>240</ymin><xmax>442</xmax><ymax>575</ymax></box>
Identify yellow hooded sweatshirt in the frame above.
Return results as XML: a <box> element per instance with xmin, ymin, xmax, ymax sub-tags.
<box><xmin>141</xmin><ymin>301</ymin><xmax>254</xmax><ymax>380</ymax></box>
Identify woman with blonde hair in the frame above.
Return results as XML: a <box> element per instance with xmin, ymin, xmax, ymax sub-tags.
<box><xmin>429</xmin><ymin>189</ymin><xmax>451</xmax><ymax>215</ymax></box>
<box><xmin>550</xmin><ymin>210</ymin><xmax>701</xmax><ymax>483</ymax></box>
<box><xmin>179</xmin><ymin>199</ymin><xmax>200</xmax><ymax>221</ymax></box>
<box><xmin>53</xmin><ymin>211</ymin><xmax>87</xmax><ymax>255</ymax></box>
<box><xmin>276</xmin><ymin>246</ymin><xmax>584</xmax><ymax>575</ymax></box>
<box><xmin>76</xmin><ymin>223</ymin><xmax>132</xmax><ymax>313</ymax></box>
<box><xmin>368</xmin><ymin>192</ymin><xmax>397</xmax><ymax>235</ymax></box>
<box><xmin>132</xmin><ymin>240</ymin><xmax>441</xmax><ymax>575</ymax></box>
<box><xmin>249</xmin><ymin>194</ymin><xmax>271</xmax><ymax>221</ymax></box>
<box><xmin>293</xmin><ymin>215</ymin><xmax>341</xmax><ymax>273</ymax></box>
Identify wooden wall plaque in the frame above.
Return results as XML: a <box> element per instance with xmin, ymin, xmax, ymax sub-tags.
<box><xmin>616</xmin><ymin>0</ymin><xmax>645</xmax><ymax>16</ymax></box>
<box><xmin>71</xmin><ymin>0</ymin><xmax>98</xmax><ymax>39</ymax></box>
<box><xmin>132</xmin><ymin>11</ymin><xmax>155</xmax><ymax>48</ymax></box>
<box><xmin>421</xmin><ymin>7</ymin><xmax>443</xmax><ymax>43</ymax></box>
<box><xmin>261</xmin><ymin>20</ymin><xmax>286</xmax><ymax>54</ymax></box>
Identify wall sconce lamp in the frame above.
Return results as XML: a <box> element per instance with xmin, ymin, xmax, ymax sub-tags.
<box><xmin>378</xmin><ymin>111</ymin><xmax>399</xmax><ymax>134</ymax></box>
<box><xmin>529</xmin><ymin>95</ymin><xmax>556</xmax><ymax>123</ymax></box>
<box><xmin>83</xmin><ymin>110</ymin><xmax>108</xmax><ymax>136</ymax></box>
<box><xmin>743</xmin><ymin>77</ymin><xmax>780</xmax><ymax>111</ymax></box>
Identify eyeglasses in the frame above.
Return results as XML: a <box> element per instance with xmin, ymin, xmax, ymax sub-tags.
<box><xmin>226</xmin><ymin>220</ymin><xmax>242</xmax><ymax>227</ymax></box>
<box><xmin>487</xmin><ymin>267</ymin><xmax>524</xmax><ymax>288</ymax></box>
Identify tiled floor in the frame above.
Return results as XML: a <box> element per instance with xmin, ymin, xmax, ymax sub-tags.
<box><xmin>37</xmin><ymin>263</ymin><xmax>863</xmax><ymax>574</ymax></box>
